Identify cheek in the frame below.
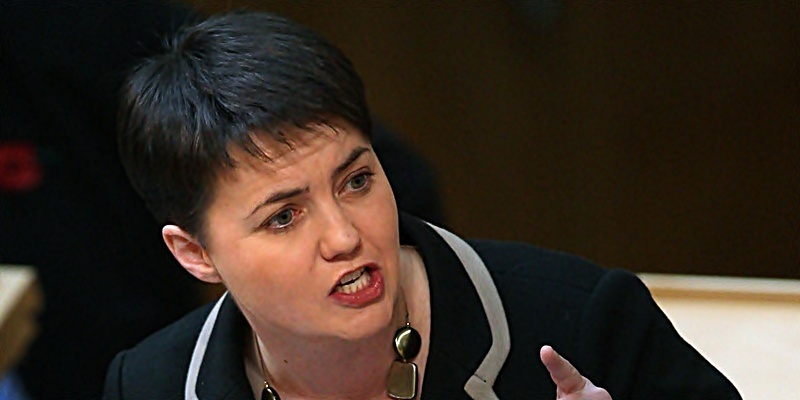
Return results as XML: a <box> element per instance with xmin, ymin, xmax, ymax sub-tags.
<box><xmin>215</xmin><ymin>238</ymin><xmax>313</xmax><ymax>298</ymax></box>
<box><xmin>356</xmin><ymin>180</ymin><xmax>400</xmax><ymax>252</ymax></box>
<box><xmin>364</xmin><ymin>175</ymin><xmax>398</xmax><ymax>220</ymax></box>
<box><xmin>224</xmin><ymin>242</ymin><xmax>324</xmax><ymax>334</ymax></box>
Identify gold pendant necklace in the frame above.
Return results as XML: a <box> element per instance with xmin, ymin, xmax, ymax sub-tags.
<box><xmin>387</xmin><ymin>321</ymin><xmax>422</xmax><ymax>399</ymax></box>
<box><xmin>252</xmin><ymin>320</ymin><xmax>421</xmax><ymax>400</ymax></box>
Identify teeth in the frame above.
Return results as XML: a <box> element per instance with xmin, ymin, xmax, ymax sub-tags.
<box><xmin>338</xmin><ymin>268</ymin><xmax>365</xmax><ymax>285</ymax></box>
<box><xmin>335</xmin><ymin>269</ymin><xmax>370</xmax><ymax>294</ymax></box>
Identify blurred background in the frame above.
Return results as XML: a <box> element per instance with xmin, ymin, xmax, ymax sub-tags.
<box><xmin>190</xmin><ymin>0</ymin><xmax>798</xmax><ymax>279</ymax></box>
<box><xmin>1</xmin><ymin>1</ymin><xmax>797</xmax><ymax>399</ymax></box>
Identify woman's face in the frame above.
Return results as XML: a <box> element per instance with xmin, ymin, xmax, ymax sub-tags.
<box><xmin>201</xmin><ymin>122</ymin><xmax>400</xmax><ymax>340</ymax></box>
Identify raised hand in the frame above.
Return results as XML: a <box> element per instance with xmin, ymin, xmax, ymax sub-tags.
<box><xmin>540</xmin><ymin>345</ymin><xmax>612</xmax><ymax>400</ymax></box>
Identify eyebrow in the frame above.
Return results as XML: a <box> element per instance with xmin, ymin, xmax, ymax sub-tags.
<box><xmin>332</xmin><ymin>146</ymin><xmax>371</xmax><ymax>181</ymax></box>
<box><xmin>247</xmin><ymin>186</ymin><xmax>310</xmax><ymax>218</ymax></box>
<box><xmin>246</xmin><ymin>146</ymin><xmax>372</xmax><ymax>219</ymax></box>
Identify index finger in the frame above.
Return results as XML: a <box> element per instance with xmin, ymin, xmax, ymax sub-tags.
<box><xmin>540</xmin><ymin>345</ymin><xmax>586</xmax><ymax>394</ymax></box>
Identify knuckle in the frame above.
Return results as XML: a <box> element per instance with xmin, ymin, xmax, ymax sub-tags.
<box><xmin>593</xmin><ymin>387</ymin><xmax>611</xmax><ymax>399</ymax></box>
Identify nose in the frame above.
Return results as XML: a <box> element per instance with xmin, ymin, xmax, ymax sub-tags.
<box><xmin>319</xmin><ymin>204</ymin><xmax>361</xmax><ymax>262</ymax></box>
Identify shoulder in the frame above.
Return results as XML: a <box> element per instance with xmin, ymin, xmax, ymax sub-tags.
<box><xmin>465</xmin><ymin>239</ymin><xmax>653</xmax><ymax>333</ymax></box>
<box><xmin>464</xmin><ymin>239</ymin><xmax>653</xmax><ymax>361</ymax></box>
<box><xmin>103</xmin><ymin>302</ymin><xmax>215</xmax><ymax>399</ymax></box>
<box><xmin>466</xmin><ymin>239</ymin><xmax>649</xmax><ymax>302</ymax></box>
<box><xmin>465</xmin><ymin>239</ymin><xmax>739</xmax><ymax>399</ymax></box>
<box><xmin>464</xmin><ymin>239</ymin><xmax>616</xmax><ymax>349</ymax></box>
<box><xmin>466</xmin><ymin>239</ymin><xmax>611</xmax><ymax>292</ymax></box>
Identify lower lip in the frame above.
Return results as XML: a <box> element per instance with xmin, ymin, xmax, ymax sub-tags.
<box><xmin>329</xmin><ymin>268</ymin><xmax>384</xmax><ymax>307</ymax></box>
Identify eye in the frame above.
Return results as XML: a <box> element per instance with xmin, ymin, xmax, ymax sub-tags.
<box><xmin>345</xmin><ymin>171</ymin><xmax>375</xmax><ymax>193</ymax></box>
<box><xmin>349</xmin><ymin>173</ymin><xmax>368</xmax><ymax>190</ymax></box>
<box><xmin>266</xmin><ymin>208</ymin><xmax>297</xmax><ymax>230</ymax></box>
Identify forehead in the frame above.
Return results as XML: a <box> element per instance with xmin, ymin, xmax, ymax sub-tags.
<box><xmin>235</xmin><ymin>128</ymin><xmax>335</xmax><ymax>172</ymax></box>
<box><xmin>222</xmin><ymin>121</ymin><xmax>368</xmax><ymax>179</ymax></box>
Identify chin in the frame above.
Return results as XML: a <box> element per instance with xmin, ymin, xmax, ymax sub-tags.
<box><xmin>333</xmin><ymin>296</ymin><xmax>397</xmax><ymax>341</ymax></box>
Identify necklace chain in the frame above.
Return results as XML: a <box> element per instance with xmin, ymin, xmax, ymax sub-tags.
<box><xmin>253</xmin><ymin>331</ymin><xmax>280</xmax><ymax>400</ymax></box>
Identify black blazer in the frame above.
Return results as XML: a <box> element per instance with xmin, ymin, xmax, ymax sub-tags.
<box><xmin>104</xmin><ymin>214</ymin><xmax>740</xmax><ymax>399</ymax></box>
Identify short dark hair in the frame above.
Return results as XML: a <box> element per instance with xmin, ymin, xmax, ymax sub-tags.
<box><xmin>118</xmin><ymin>11</ymin><xmax>372</xmax><ymax>243</ymax></box>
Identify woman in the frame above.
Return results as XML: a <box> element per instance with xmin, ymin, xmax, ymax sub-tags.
<box><xmin>104</xmin><ymin>11</ymin><xmax>740</xmax><ymax>400</ymax></box>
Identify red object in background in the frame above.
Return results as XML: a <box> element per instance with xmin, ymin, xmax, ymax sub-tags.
<box><xmin>0</xmin><ymin>141</ymin><xmax>44</xmax><ymax>193</ymax></box>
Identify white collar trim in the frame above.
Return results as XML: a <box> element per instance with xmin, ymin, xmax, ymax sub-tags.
<box><xmin>185</xmin><ymin>291</ymin><xmax>228</xmax><ymax>400</ymax></box>
<box><xmin>426</xmin><ymin>223</ymin><xmax>510</xmax><ymax>399</ymax></box>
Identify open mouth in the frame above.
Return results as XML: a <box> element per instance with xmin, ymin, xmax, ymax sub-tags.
<box><xmin>329</xmin><ymin>264</ymin><xmax>383</xmax><ymax>307</ymax></box>
<box><xmin>333</xmin><ymin>266</ymin><xmax>372</xmax><ymax>294</ymax></box>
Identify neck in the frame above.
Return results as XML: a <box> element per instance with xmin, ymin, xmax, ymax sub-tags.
<box><xmin>247</xmin><ymin>247</ymin><xmax>428</xmax><ymax>400</ymax></box>
<box><xmin>250</xmin><ymin>285</ymin><xmax>411</xmax><ymax>398</ymax></box>
<box><xmin>253</xmin><ymin>328</ymin><xmax>398</xmax><ymax>399</ymax></box>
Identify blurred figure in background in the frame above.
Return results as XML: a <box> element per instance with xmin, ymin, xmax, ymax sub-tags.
<box><xmin>0</xmin><ymin>1</ymin><xmax>443</xmax><ymax>398</ymax></box>
<box><xmin>1</xmin><ymin>2</ymin><xmax>202</xmax><ymax>398</ymax></box>
<box><xmin>0</xmin><ymin>372</ymin><xmax>30</xmax><ymax>400</ymax></box>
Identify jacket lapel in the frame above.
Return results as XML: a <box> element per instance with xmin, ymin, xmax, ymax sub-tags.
<box><xmin>194</xmin><ymin>294</ymin><xmax>253</xmax><ymax>399</ymax></box>
<box><xmin>399</xmin><ymin>214</ymin><xmax>494</xmax><ymax>398</ymax></box>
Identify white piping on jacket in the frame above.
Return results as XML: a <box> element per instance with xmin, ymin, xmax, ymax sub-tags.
<box><xmin>185</xmin><ymin>291</ymin><xmax>228</xmax><ymax>400</ymax></box>
<box><xmin>426</xmin><ymin>223</ymin><xmax>510</xmax><ymax>400</ymax></box>
<box><xmin>184</xmin><ymin>225</ymin><xmax>510</xmax><ymax>400</ymax></box>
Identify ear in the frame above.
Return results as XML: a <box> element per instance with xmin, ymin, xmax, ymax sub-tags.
<box><xmin>162</xmin><ymin>225</ymin><xmax>222</xmax><ymax>284</ymax></box>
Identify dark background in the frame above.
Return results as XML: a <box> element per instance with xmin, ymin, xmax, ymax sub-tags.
<box><xmin>1</xmin><ymin>2</ymin><xmax>796</xmax><ymax>399</ymax></box>
<box><xmin>186</xmin><ymin>1</ymin><xmax>799</xmax><ymax>279</ymax></box>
